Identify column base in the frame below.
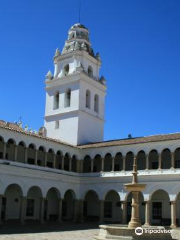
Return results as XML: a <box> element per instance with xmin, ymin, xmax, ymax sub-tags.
<box><xmin>128</xmin><ymin>221</ymin><xmax>141</xmax><ymax>229</ymax></box>
<box><xmin>143</xmin><ymin>223</ymin><xmax>150</xmax><ymax>227</ymax></box>
<box><xmin>170</xmin><ymin>224</ymin><xmax>177</xmax><ymax>228</ymax></box>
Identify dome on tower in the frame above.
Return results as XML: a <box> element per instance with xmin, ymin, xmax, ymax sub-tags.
<box><xmin>61</xmin><ymin>23</ymin><xmax>95</xmax><ymax>57</ymax></box>
<box><xmin>70</xmin><ymin>23</ymin><xmax>88</xmax><ymax>30</ymax></box>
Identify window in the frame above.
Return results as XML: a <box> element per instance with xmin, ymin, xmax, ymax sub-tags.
<box><xmin>104</xmin><ymin>202</ymin><xmax>112</xmax><ymax>218</ymax></box>
<box><xmin>88</xmin><ymin>66</ymin><xmax>93</xmax><ymax>77</ymax></box>
<box><xmin>86</xmin><ymin>90</ymin><xmax>91</xmax><ymax>108</ymax></box>
<box><xmin>64</xmin><ymin>89</ymin><xmax>71</xmax><ymax>107</ymax></box>
<box><xmin>54</xmin><ymin>92</ymin><xmax>59</xmax><ymax>109</ymax></box>
<box><xmin>55</xmin><ymin>121</ymin><xmax>59</xmax><ymax>129</ymax></box>
<box><xmin>63</xmin><ymin>64</ymin><xmax>69</xmax><ymax>76</ymax></box>
<box><xmin>152</xmin><ymin>202</ymin><xmax>162</xmax><ymax>219</ymax></box>
<box><xmin>26</xmin><ymin>199</ymin><xmax>35</xmax><ymax>217</ymax></box>
<box><xmin>94</xmin><ymin>94</ymin><xmax>99</xmax><ymax>113</ymax></box>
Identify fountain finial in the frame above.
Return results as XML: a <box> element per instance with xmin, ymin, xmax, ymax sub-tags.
<box><xmin>132</xmin><ymin>157</ymin><xmax>138</xmax><ymax>184</ymax></box>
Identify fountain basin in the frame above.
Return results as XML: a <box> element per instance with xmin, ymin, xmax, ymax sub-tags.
<box><xmin>124</xmin><ymin>183</ymin><xmax>146</xmax><ymax>192</ymax></box>
<box><xmin>94</xmin><ymin>224</ymin><xmax>175</xmax><ymax>240</ymax></box>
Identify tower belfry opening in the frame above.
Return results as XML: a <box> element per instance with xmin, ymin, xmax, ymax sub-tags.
<box><xmin>44</xmin><ymin>23</ymin><xmax>107</xmax><ymax>146</ymax></box>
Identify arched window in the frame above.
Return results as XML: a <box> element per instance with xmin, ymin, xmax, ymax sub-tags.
<box><xmin>88</xmin><ymin>66</ymin><xmax>93</xmax><ymax>77</ymax></box>
<box><xmin>64</xmin><ymin>89</ymin><xmax>71</xmax><ymax>107</ymax></box>
<box><xmin>86</xmin><ymin>90</ymin><xmax>91</xmax><ymax>109</ymax></box>
<box><xmin>94</xmin><ymin>94</ymin><xmax>99</xmax><ymax>113</ymax></box>
<box><xmin>63</xmin><ymin>64</ymin><xmax>69</xmax><ymax>76</ymax></box>
<box><xmin>53</xmin><ymin>92</ymin><xmax>59</xmax><ymax>109</ymax></box>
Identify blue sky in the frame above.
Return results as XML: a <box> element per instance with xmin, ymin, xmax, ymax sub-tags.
<box><xmin>0</xmin><ymin>0</ymin><xmax>180</xmax><ymax>141</ymax></box>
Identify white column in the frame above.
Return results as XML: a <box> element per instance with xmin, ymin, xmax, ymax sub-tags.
<box><xmin>111</xmin><ymin>157</ymin><xmax>115</xmax><ymax>171</ymax></box>
<box><xmin>44</xmin><ymin>153</ymin><xmax>47</xmax><ymax>167</ymax></box>
<box><xmin>145</xmin><ymin>154</ymin><xmax>149</xmax><ymax>170</ymax></box>
<box><xmin>171</xmin><ymin>152</ymin><xmax>175</xmax><ymax>169</ymax></box>
<box><xmin>69</xmin><ymin>158</ymin><xmax>72</xmax><ymax>171</ymax></box>
<box><xmin>144</xmin><ymin>201</ymin><xmax>150</xmax><ymax>226</ymax></box>
<box><xmin>61</xmin><ymin>156</ymin><xmax>64</xmax><ymax>170</ymax></box>
<box><xmin>121</xmin><ymin>201</ymin><xmax>127</xmax><ymax>224</ymax></box>
<box><xmin>20</xmin><ymin>197</ymin><xmax>27</xmax><ymax>224</ymax></box>
<box><xmin>99</xmin><ymin>200</ymin><xmax>104</xmax><ymax>223</ymax></box>
<box><xmin>91</xmin><ymin>159</ymin><xmax>94</xmax><ymax>172</ymax></box>
<box><xmin>170</xmin><ymin>201</ymin><xmax>177</xmax><ymax>228</ymax></box>
<box><xmin>101</xmin><ymin>158</ymin><xmax>104</xmax><ymax>172</ymax></box>
<box><xmin>123</xmin><ymin>156</ymin><xmax>126</xmax><ymax>171</ymax></box>
<box><xmin>158</xmin><ymin>153</ymin><xmax>162</xmax><ymax>170</ymax></box>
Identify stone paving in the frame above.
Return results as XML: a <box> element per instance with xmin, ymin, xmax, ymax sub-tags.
<box><xmin>0</xmin><ymin>222</ymin><xmax>99</xmax><ymax>240</ymax></box>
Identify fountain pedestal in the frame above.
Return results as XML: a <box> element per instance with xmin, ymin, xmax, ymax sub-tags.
<box><xmin>95</xmin><ymin>158</ymin><xmax>175</xmax><ymax>240</ymax></box>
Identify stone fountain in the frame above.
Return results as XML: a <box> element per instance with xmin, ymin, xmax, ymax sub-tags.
<box><xmin>124</xmin><ymin>157</ymin><xmax>146</xmax><ymax>229</ymax></box>
<box><xmin>95</xmin><ymin>157</ymin><xmax>175</xmax><ymax>240</ymax></box>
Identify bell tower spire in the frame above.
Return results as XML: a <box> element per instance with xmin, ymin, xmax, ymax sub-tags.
<box><xmin>44</xmin><ymin>23</ymin><xmax>106</xmax><ymax>145</ymax></box>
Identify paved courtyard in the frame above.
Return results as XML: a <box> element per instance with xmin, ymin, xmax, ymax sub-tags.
<box><xmin>0</xmin><ymin>222</ymin><xmax>99</xmax><ymax>240</ymax></box>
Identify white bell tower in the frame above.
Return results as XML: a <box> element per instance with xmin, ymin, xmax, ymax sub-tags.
<box><xmin>44</xmin><ymin>23</ymin><xmax>106</xmax><ymax>146</ymax></box>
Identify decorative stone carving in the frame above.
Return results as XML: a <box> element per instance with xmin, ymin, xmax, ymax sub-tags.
<box><xmin>54</xmin><ymin>48</ymin><xmax>61</xmax><ymax>59</ymax></box>
<box><xmin>96</xmin><ymin>52</ymin><xmax>101</xmax><ymax>61</ymax></box>
<box><xmin>46</xmin><ymin>70</ymin><xmax>53</xmax><ymax>81</ymax></box>
<box><xmin>100</xmin><ymin>76</ymin><xmax>106</xmax><ymax>85</ymax></box>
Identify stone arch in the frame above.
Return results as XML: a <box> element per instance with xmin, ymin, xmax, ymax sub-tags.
<box><xmin>87</xmin><ymin>66</ymin><xmax>93</xmax><ymax>77</ymax></box>
<box><xmin>56</xmin><ymin>150</ymin><xmax>63</xmax><ymax>169</ymax></box>
<box><xmin>83</xmin><ymin>155</ymin><xmax>91</xmax><ymax>173</ymax></box>
<box><xmin>84</xmin><ymin>190</ymin><xmax>99</xmax><ymax>221</ymax></box>
<box><xmin>71</xmin><ymin>155</ymin><xmax>77</xmax><ymax>172</ymax></box>
<box><xmin>53</xmin><ymin>91</ymin><xmax>59</xmax><ymax>110</ymax></box>
<box><xmin>4</xmin><ymin>184</ymin><xmax>23</xmax><ymax>221</ymax></box>
<box><xmin>161</xmin><ymin>148</ymin><xmax>171</xmax><ymax>169</ymax></box>
<box><xmin>26</xmin><ymin>186</ymin><xmax>43</xmax><ymax>221</ymax></box>
<box><xmin>114</xmin><ymin>152</ymin><xmax>123</xmax><ymax>171</ymax></box>
<box><xmin>125</xmin><ymin>151</ymin><xmax>134</xmax><ymax>171</ymax></box>
<box><xmin>174</xmin><ymin>148</ymin><xmax>180</xmax><ymax>168</ymax></box>
<box><xmin>137</xmin><ymin>150</ymin><xmax>146</xmax><ymax>170</ymax></box>
<box><xmin>6</xmin><ymin>138</ymin><xmax>16</xmax><ymax>161</ymax></box>
<box><xmin>37</xmin><ymin>146</ymin><xmax>46</xmax><ymax>166</ymax></box>
<box><xmin>17</xmin><ymin>141</ymin><xmax>26</xmax><ymax>163</ymax></box>
<box><xmin>27</xmin><ymin>143</ymin><xmax>36</xmax><ymax>165</ymax></box>
<box><xmin>104</xmin><ymin>153</ymin><xmax>112</xmax><ymax>172</ymax></box>
<box><xmin>149</xmin><ymin>149</ymin><xmax>158</xmax><ymax>170</ymax></box>
<box><xmin>94</xmin><ymin>94</ymin><xmax>99</xmax><ymax>113</ymax></box>
<box><xmin>93</xmin><ymin>154</ymin><xmax>102</xmax><ymax>172</ymax></box>
<box><xmin>64</xmin><ymin>88</ymin><xmax>71</xmax><ymax>107</ymax></box>
<box><xmin>46</xmin><ymin>148</ymin><xmax>54</xmax><ymax>168</ymax></box>
<box><xmin>63</xmin><ymin>64</ymin><xmax>69</xmax><ymax>76</ymax></box>
<box><xmin>150</xmin><ymin>189</ymin><xmax>170</xmax><ymax>225</ymax></box>
<box><xmin>64</xmin><ymin>153</ymin><xmax>71</xmax><ymax>171</ymax></box>
<box><xmin>62</xmin><ymin>189</ymin><xmax>76</xmax><ymax>221</ymax></box>
<box><xmin>104</xmin><ymin>190</ymin><xmax>121</xmax><ymax>222</ymax></box>
<box><xmin>86</xmin><ymin>90</ymin><xmax>91</xmax><ymax>109</ymax></box>
<box><xmin>46</xmin><ymin>187</ymin><xmax>60</xmax><ymax>221</ymax></box>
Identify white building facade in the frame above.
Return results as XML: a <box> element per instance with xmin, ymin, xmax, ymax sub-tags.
<box><xmin>0</xmin><ymin>23</ymin><xmax>179</xmax><ymax>228</ymax></box>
